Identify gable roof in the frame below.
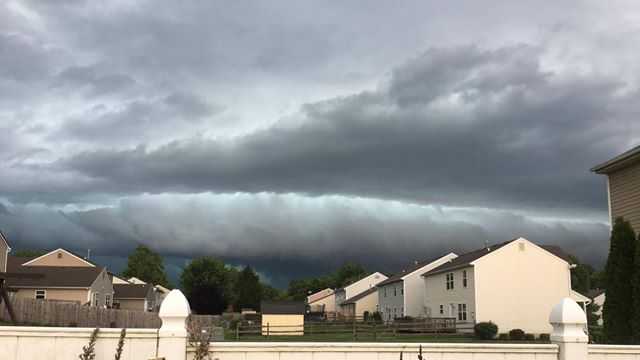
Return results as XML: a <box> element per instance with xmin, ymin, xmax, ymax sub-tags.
<box><xmin>307</xmin><ymin>288</ymin><xmax>334</xmax><ymax>304</ymax></box>
<box><xmin>5</xmin><ymin>256</ymin><xmax>105</xmax><ymax>288</ymax></box>
<box><xmin>341</xmin><ymin>287</ymin><xmax>377</xmax><ymax>305</ymax></box>
<box><xmin>21</xmin><ymin>248</ymin><xmax>96</xmax><ymax>267</ymax></box>
<box><xmin>377</xmin><ymin>253</ymin><xmax>454</xmax><ymax>287</ymax></box>
<box><xmin>422</xmin><ymin>238</ymin><xmax>572</xmax><ymax>277</ymax></box>
<box><xmin>0</xmin><ymin>231</ymin><xmax>10</xmax><ymax>250</ymax></box>
<box><xmin>114</xmin><ymin>283</ymin><xmax>153</xmax><ymax>299</ymax></box>
<box><xmin>591</xmin><ymin>145</ymin><xmax>640</xmax><ymax>174</ymax></box>
<box><xmin>261</xmin><ymin>301</ymin><xmax>305</xmax><ymax>315</ymax></box>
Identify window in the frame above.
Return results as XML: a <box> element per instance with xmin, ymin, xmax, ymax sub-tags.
<box><xmin>401</xmin><ymin>307</ymin><xmax>404</xmax><ymax>316</ymax></box>
<box><xmin>457</xmin><ymin>304</ymin><xmax>467</xmax><ymax>321</ymax></box>
<box><xmin>400</xmin><ymin>287</ymin><xmax>404</xmax><ymax>295</ymax></box>
<box><xmin>384</xmin><ymin>288</ymin><xmax>387</xmax><ymax>297</ymax></box>
<box><xmin>105</xmin><ymin>294</ymin><xmax>112</xmax><ymax>307</ymax></box>
<box><xmin>446</xmin><ymin>273</ymin><xmax>454</xmax><ymax>290</ymax></box>
<box><xmin>462</xmin><ymin>270</ymin><xmax>468</xmax><ymax>288</ymax></box>
<box><xmin>439</xmin><ymin>305</ymin><xmax>444</xmax><ymax>315</ymax></box>
<box><xmin>35</xmin><ymin>289</ymin><xmax>46</xmax><ymax>299</ymax></box>
<box><xmin>393</xmin><ymin>287</ymin><xmax>397</xmax><ymax>296</ymax></box>
<box><xmin>92</xmin><ymin>292</ymin><xmax>99</xmax><ymax>306</ymax></box>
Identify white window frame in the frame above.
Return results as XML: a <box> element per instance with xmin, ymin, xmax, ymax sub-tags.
<box><xmin>105</xmin><ymin>294</ymin><xmax>112</xmax><ymax>307</ymax></box>
<box><xmin>439</xmin><ymin>304</ymin><xmax>444</xmax><ymax>315</ymax></box>
<box><xmin>35</xmin><ymin>289</ymin><xmax>46</xmax><ymax>300</ymax></box>
<box><xmin>462</xmin><ymin>270</ymin><xmax>468</xmax><ymax>288</ymax></box>
<box><xmin>446</xmin><ymin>273</ymin><xmax>454</xmax><ymax>290</ymax></box>
<box><xmin>92</xmin><ymin>292</ymin><xmax>99</xmax><ymax>307</ymax></box>
<box><xmin>457</xmin><ymin>303</ymin><xmax>467</xmax><ymax>321</ymax></box>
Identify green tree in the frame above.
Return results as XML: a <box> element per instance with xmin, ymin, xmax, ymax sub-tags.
<box><xmin>180</xmin><ymin>257</ymin><xmax>232</xmax><ymax>314</ymax></box>
<box><xmin>570</xmin><ymin>255</ymin><xmax>594</xmax><ymax>294</ymax></box>
<box><xmin>331</xmin><ymin>262</ymin><xmax>367</xmax><ymax>288</ymax></box>
<box><xmin>234</xmin><ymin>266</ymin><xmax>263</xmax><ymax>311</ymax></box>
<box><xmin>262</xmin><ymin>285</ymin><xmax>285</xmax><ymax>301</ymax></box>
<box><xmin>122</xmin><ymin>245</ymin><xmax>170</xmax><ymax>287</ymax></box>
<box><xmin>603</xmin><ymin>217</ymin><xmax>636</xmax><ymax>344</ymax></box>
<box><xmin>12</xmin><ymin>249</ymin><xmax>46</xmax><ymax>257</ymax></box>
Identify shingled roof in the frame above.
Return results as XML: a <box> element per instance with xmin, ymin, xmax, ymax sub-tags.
<box><xmin>377</xmin><ymin>253</ymin><xmax>452</xmax><ymax>287</ymax></box>
<box><xmin>113</xmin><ymin>283</ymin><xmax>153</xmax><ymax>299</ymax></box>
<box><xmin>421</xmin><ymin>239</ymin><xmax>572</xmax><ymax>277</ymax></box>
<box><xmin>5</xmin><ymin>256</ymin><xmax>105</xmax><ymax>288</ymax></box>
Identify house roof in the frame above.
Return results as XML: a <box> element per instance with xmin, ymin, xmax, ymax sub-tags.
<box><xmin>591</xmin><ymin>145</ymin><xmax>640</xmax><ymax>174</ymax></box>
<box><xmin>307</xmin><ymin>288</ymin><xmax>334</xmax><ymax>304</ymax></box>
<box><xmin>377</xmin><ymin>254</ymin><xmax>452</xmax><ymax>287</ymax></box>
<box><xmin>341</xmin><ymin>287</ymin><xmax>377</xmax><ymax>305</ymax></box>
<box><xmin>113</xmin><ymin>283</ymin><xmax>153</xmax><ymax>299</ymax></box>
<box><xmin>261</xmin><ymin>301</ymin><xmax>305</xmax><ymax>315</ymax></box>
<box><xmin>5</xmin><ymin>256</ymin><xmax>104</xmax><ymax>288</ymax></box>
<box><xmin>421</xmin><ymin>239</ymin><xmax>572</xmax><ymax>277</ymax></box>
<box><xmin>0</xmin><ymin>230</ymin><xmax>10</xmax><ymax>251</ymax></box>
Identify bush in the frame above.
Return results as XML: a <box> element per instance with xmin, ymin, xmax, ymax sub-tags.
<box><xmin>524</xmin><ymin>333</ymin><xmax>535</xmax><ymax>341</ymax></box>
<box><xmin>509</xmin><ymin>329</ymin><xmax>525</xmax><ymax>341</ymax></box>
<box><xmin>371</xmin><ymin>311</ymin><xmax>383</xmax><ymax>323</ymax></box>
<box><xmin>538</xmin><ymin>333</ymin><xmax>550</xmax><ymax>342</ymax></box>
<box><xmin>474</xmin><ymin>322</ymin><xmax>498</xmax><ymax>340</ymax></box>
<box><xmin>498</xmin><ymin>333</ymin><xmax>509</xmax><ymax>340</ymax></box>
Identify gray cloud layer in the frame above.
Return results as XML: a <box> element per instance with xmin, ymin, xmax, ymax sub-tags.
<box><xmin>1</xmin><ymin>1</ymin><xmax>638</xmax><ymax>283</ymax></box>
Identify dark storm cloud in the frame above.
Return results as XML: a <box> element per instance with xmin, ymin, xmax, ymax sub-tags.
<box><xmin>0</xmin><ymin>194</ymin><xmax>610</xmax><ymax>286</ymax></box>
<box><xmin>58</xmin><ymin>45</ymin><xmax>635</xmax><ymax>215</ymax></box>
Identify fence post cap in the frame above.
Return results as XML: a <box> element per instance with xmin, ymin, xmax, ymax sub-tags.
<box><xmin>159</xmin><ymin>289</ymin><xmax>190</xmax><ymax>318</ymax></box>
<box><xmin>549</xmin><ymin>297</ymin><xmax>587</xmax><ymax>325</ymax></box>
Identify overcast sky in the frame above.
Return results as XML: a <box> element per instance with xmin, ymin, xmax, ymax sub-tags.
<box><xmin>1</xmin><ymin>1</ymin><xmax>639</xmax><ymax>286</ymax></box>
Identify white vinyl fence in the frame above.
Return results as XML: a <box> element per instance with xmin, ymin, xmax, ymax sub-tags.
<box><xmin>1</xmin><ymin>291</ymin><xmax>640</xmax><ymax>360</ymax></box>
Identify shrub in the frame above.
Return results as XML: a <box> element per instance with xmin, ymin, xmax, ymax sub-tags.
<box><xmin>524</xmin><ymin>333</ymin><xmax>535</xmax><ymax>341</ymax></box>
<box><xmin>474</xmin><ymin>322</ymin><xmax>498</xmax><ymax>340</ymax></box>
<box><xmin>538</xmin><ymin>333</ymin><xmax>550</xmax><ymax>342</ymax></box>
<box><xmin>371</xmin><ymin>311</ymin><xmax>383</xmax><ymax>323</ymax></box>
<box><xmin>509</xmin><ymin>328</ymin><xmax>525</xmax><ymax>341</ymax></box>
<box><xmin>498</xmin><ymin>333</ymin><xmax>509</xmax><ymax>340</ymax></box>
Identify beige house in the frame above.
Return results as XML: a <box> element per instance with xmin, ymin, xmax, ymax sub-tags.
<box><xmin>0</xmin><ymin>231</ymin><xmax>10</xmax><ymax>273</ymax></box>
<box><xmin>592</xmin><ymin>145</ymin><xmax>640</xmax><ymax>232</ymax></box>
<box><xmin>340</xmin><ymin>287</ymin><xmax>379</xmax><ymax>319</ymax></box>
<box><xmin>335</xmin><ymin>272</ymin><xmax>388</xmax><ymax>317</ymax></box>
<box><xmin>6</xmin><ymin>255</ymin><xmax>114</xmax><ymax>307</ymax></box>
<box><xmin>113</xmin><ymin>283</ymin><xmax>156</xmax><ymax>311</ymax></box>
<box><xmin>261</xmin><ymin>301</ymin><xmax>305</xmax><ymax>336</ymax></box>
<box><xmin>307</xmin><ymin>288</ymin><xmax>335</xmax><ymax>313</ymax></box>
<box><xmin>422</xmin><ymin>237</ymin><xmax>574</xmax><ymax>334</ymax></box>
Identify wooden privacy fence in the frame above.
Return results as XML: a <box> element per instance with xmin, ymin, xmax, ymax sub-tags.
<box><xmin>0</xmin><ymin>293</ymin><xmax>220</xmax><ymax>329</ymax></box>
<box><xmin>236</xmin><ymin>318</ymin><xmax>458</xmax><ymax>340</ymax></box>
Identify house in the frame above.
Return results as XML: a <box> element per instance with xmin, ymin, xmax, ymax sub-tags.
<box><xmin>6</xmin><ymin>255</ymin><xmax>114</xmax><ymax>307</ymax></box>
<box><xmin>340</xmin><ymin>287</ymin><xmax>379</xmax><ymax>319</ymax></box>
<box><xmin>307</xmin><ymin>288</ymin><xmax>335</xmax><ymax>313</ymax></box>
<box><xmin>110</xmin><ymin>272</ymin><xmax>130</xmax><ymax>284</ymax></box>
<box><xmin>261</xmin><ymin>301</ymin><xmax>305</xmax><ymax>336</ymax></box>
<box><xmin>421</xmin><ymin>237</ymin><xmax>574</xmax><ymax>334</ymax></box>
<box><xmin>0</xmin><ymin>231</ymin><xmax>10</xmax><ymax>273</ymax></box>
<box><xmin>588</xmin><ymin>289</ymin><xmax>606</xmax><ymax>326</ymax></box>
<box><xmin>592</xmin><ymin>145</ymin><xmax>640</xmax><ymax>232</ymax></box>
<box><xmin>377</xmin><ymin>252</ymin><xmax>458</xmax><ymax>321</ymax></box>
<box><xmin>335</xmin><ymin>272</ymin><xmax>388</xmax><ymax>318</ymax></box>
<box><xmin>113</xmin><ymin>283</ymin><xmax>156</xmax><ymax>311</ymax></box>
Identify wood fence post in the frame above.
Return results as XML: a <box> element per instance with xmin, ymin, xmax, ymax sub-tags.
<box><xmin>235</xmin><ymin>321</ymin><xmax>240</xmax><ymax>340</ymax></box>
<box><xmin>352</xmin><ymin>320</ymin><xmax>356</xmax><ymax>341</ymax></box>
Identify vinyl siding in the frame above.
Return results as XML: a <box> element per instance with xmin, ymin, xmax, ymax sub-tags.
<box><xmin>423</xmin><ymin>267</ymin><xmax>476</xmax><ymax>322</ymax></box>
<box><xmin>0</xmin><ymin>240</ymin><xmax>7</xmax><ymax>273</ymax></box>
<box><xmin>378</xmin><ymin>282</ymin><xmax>404</xmax><ymax>322</ymax></box>
<box><xmin>13</xmin><ymin>288</ymin><xmax>89</xmax><ymax>304</ymax></box>
<box><xmin>24</xmin><ymin>250</ymin><xmax>94</xmax><ymax>267</ymax></box>
<box><xmin>89</xmin><ymin>269</ymin><xmax>115</xmax><ymax>307</ymax></box>
<box><xmin>608</xmin><ymin>161</ymin><xmax>640</xmax><ymax>232</ymax></box>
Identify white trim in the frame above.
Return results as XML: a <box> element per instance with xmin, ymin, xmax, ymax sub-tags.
<box><xmin>21</xmin><ymin>248</ymin><xmax>95</xmax><ymax>267</ymax></box>
<box><xmin>470</xmin><ymin>237</ymin><xmax>570</xmax><ymax>267</ymax></box>
<box><xmin>400</xmin><ymin>252</ymin><xmax>458</xmax><ymax>281</ymax></box>
<box><xmin>0</xmin><ymin>231</ymin><xmax>10</xmax><ymax>251</ymax></box>
<box><xmin>606</xmin><ymin>177</ymin><xmax>612</xmax><ymax>229</ymax></box>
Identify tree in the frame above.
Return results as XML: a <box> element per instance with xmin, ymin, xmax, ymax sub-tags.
<box><xmin>234</xmin><ymin>266</ymin><xmax>263</xmax><ymax>311</ymax></box>
<box><xmin>180</xmin><ymin>257</ymin><xmax>232</xmax><ymax>314</ymax></box>
<box><xmin>603</xmin><ymin>217</ymin><xmax>636</xmax><ymax>344</ymax></box>
<box><xmin>122</xmin><ymin>245</ymin><xmax>170</xmax><ymax>287</ymax></box>
<box><xmin>262</xmin><ymin>285</ymin><xmax>285</xmax><ymax>301</ymax></box>
<box><xmin>12</xmin><ymin>249</ymin><xmax>46</xmax><ymax>257</ymax></box>
<box><xmin>331</xmin><ymin>262</ymin><xmax>367</xmax><ymax>288</ymax></box>
<box><xmin>569</xmin><ymin>255</ymin><xmax>594</xmax><ymax>294</ymax></box>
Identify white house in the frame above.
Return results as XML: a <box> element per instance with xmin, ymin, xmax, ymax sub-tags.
<box><xmin>377</xmin><ymin>252</ymin><xmax>458</xmax><ymax>322</ymax></box>
<box><xmin>422</xmin><ymin>237</ymin><xmax>574</xmax><ymax>334</ymax></box>
<box><xmin>335</xmin><ymin>272</ymin><xmax>387</xmax><ymax>317</ymax></box>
